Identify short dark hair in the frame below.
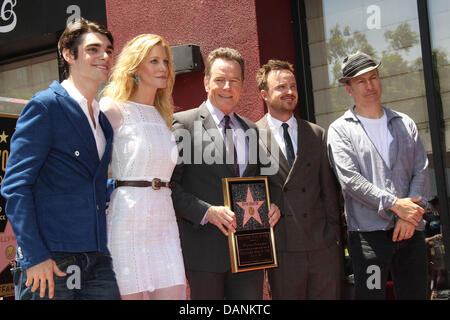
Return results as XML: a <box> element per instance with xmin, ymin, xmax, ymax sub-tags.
<box><xmin>58</xmin><ymin>17</ymin><xmax>114</xmax><ymax>78</ymax></box>
<box><xmin>256</xmin><ymin>59</ymin><xmax>295</xmax><ymax>91</ymax></box>
<box><xmin>205</xmin><ymin>47</ymin><xmax>245</xmax><ymax>81</ymax></box>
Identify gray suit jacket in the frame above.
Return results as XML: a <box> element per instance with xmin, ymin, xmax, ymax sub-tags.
<box><xmin>171</xmin><ymin>102</ymin><xmax>260</xmax><ymax>272</ymax></box>
<box><xmin>257</xmin><ymin>114</ymin><xmax>341</xmax><ymax>252</ymax></box>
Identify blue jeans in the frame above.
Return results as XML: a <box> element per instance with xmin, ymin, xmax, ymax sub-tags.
<box><xmin>349</xmin><ymin>230</ymin><xmax>427</xmax><ymax>300</ymax></box>
<box><xmin>11</xmin><ymin>252</ymin><xmax>121</xmax><ymax>300</ymax></box>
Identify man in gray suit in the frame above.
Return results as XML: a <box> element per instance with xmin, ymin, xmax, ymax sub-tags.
<box><xmin>256</xmin><ymin>60</ymin><xmax>343</xmax><ymax>299</ymax></box>
<box><xmin>171</xmin><ymin>48</ymin><xmax>280</xmax><ymax>299</ymax></box>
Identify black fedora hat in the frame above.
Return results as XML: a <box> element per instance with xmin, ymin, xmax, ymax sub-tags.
<box><xmin>339</xmin><ymin>51</ymin><xmax>381</xmax><ymax>84</ymax></box>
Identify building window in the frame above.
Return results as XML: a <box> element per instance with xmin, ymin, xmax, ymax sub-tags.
<box><xmin>428</xmin><ymin>1</ymin><xmax>450</xmax><ymax>192</ymax></box>
<box><xmin>305</xmin><ymin>0</ymin><xmax>438</xmax><ymax>191</ymax></box>
<box><xmin>0</xmin><ymin>52</ymin><xmax>59</xmax><ymax>115</ymax></box>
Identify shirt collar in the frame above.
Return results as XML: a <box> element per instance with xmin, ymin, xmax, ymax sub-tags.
<box><xmin>61</xmin><ymin>79</ymin><xmax>100</xmax><ymax>116</ymax></box>
<box><xmin>345</xmin><ymin>105</ymin><xmax>401</xmax><ymax>124</ymax></box>
<box><xmin>205</xmin><ymin>99</ymin><xmax>237</xmax><ymax>127</ymax></box>
<box><xmin>266</xmin><ymin>112</ymin><xmax>296</xmax><ymax>131</ymax></box>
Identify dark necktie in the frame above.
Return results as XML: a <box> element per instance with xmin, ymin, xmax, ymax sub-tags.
<box><xmin>223</xmin><ymin>115</ymin><xmax>239</xmax><ymax>176</ymax></box>
<box><xmin>282</xmin><ymin>122</ymin><xmax>295</xmax><ymax>166</ymax></box>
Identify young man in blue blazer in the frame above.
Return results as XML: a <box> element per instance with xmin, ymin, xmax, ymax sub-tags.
<box><xmin>1</xmin><ymin>18</ymin><xmax>120</xmax><ymax>300</ymax></box>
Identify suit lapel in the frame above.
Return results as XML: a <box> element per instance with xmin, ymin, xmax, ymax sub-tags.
<box><xmin>99</xmin><ymin>111</ymin><xmax>113</xmax><ymax>162</ymax></box>
<box><xmin>235</xmin><ymin>113</ymin><xmax>257</xmax><ymax>177</ymax></box>
<box><xmin>200</xmin><ymin>102</ymin><xmax>225</xmax><ymax>159</ymax></box>
<box><xmin>199</xmin><ymin>103</ymin><xmax>234</xmax><ymax>176</ymax></box>
<box><xmin>285</xmin><ymin>116</ymin><xmax>308</xmax><ymax>185</ymax></box>
<box><xmin>257</xmin><ymin>115</ymin><xmax>291</xmax><ymax>180</ymax></box>
<box><xmin>51</xmin><ymin>81</ymin><xmax>99</xmax><ymax>165</ymax></box>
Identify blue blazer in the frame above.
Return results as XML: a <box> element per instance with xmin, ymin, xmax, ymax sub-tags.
<box><xmin>1</xmin><ymin>81</ymin><xmax>113</xmax><ymax>270</ymax></box>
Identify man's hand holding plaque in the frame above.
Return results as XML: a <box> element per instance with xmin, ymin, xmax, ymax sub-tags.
<box><xmin>206</xmin><ymin>206</ymin><xmax>237</xmax><ymax>236</ymax></box>
<box><xmin>268</xmin><ymin>203</ymin><xmax>281</xmax><ymax>227</ymax></box>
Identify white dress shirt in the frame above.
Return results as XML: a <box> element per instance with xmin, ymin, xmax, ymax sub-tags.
<box><xmin>266</xmin><ymin>113</ymin><xmax>298</xmax><ymax>160</ymax></box>
<box><xmin>61</xmin><ymin>80</ymin><xmax>106</xmax><ymax>160</ymax></box>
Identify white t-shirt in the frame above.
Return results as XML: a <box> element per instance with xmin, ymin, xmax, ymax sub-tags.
<box><xmin>357</xmin><ymin>112</ymin><xmax>393</xmax><ymax>168</ymax></box>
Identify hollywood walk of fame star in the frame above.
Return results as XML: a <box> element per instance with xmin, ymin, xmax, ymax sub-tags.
<box><xmin>236</xmin><ymin>185</ymin><xmax>265</xmax><ymax>227</ymax></box>
<box><xmin>0</xmin><ymin>130</ymin><xmax>8</xmax><ymax>143</ymax></box>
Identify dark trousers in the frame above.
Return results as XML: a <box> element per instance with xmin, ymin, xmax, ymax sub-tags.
<box><xmin>349</xmin><ymin>230</ymin><xmax>427</xmax><ymax>300</ymax></box>
<box><xmin>268</xmin><ymin>243</ymin><xmax>343</xmax><ymax>299</ymax></box>
<box><xmin>12</xmin><ymin>252</ymin><xmax>121</xmax><ymax>300</ymax></box>
<box><xmin>186</xmin><ymin>269</ymin><xmax>264</xmax><ymax>300</ymax></box>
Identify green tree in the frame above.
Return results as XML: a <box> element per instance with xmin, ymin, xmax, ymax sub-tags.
<box><xmin>384</xmin><ymin>22</ymin><xmax>419</xmax><ymax>52</ymax></box>
<box><xmin>327</xmin><ymin>24</ymin><xmax>377</xmax><ymax>85</ymax></box>
<box><xmin>324</xmin><ymin>22</ymin><xmax>424</xmax><ymax>115</ymax></box>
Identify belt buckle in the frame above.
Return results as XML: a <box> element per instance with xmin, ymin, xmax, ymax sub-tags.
<box><xmin>152</xmin><ymin>178</ymin><xmax>161</xmax><ymax>190</ymax></box>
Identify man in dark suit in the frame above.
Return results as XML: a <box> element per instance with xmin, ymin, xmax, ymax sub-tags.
<box><xmin>256</xmin><ymin>60</ymin><xmax>343</xmax><ymax>299</ymax></box>
<box><xmin>171</xmin><ymin>48</ymin><xmax>280</xmax><ymax>299</ymax></box>
<box><xmin>1</xmin><ymin>18</ymin><xmax>120</xmax><ymax>300</ymax></box>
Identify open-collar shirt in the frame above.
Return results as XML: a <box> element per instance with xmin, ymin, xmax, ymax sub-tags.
<box><xmin>61</xmin><ymin>80</ymin><xmax>105</xmax><ymax>160</ymax></box>
<box><xmin>327</xmin><ymin>105</ymin><xmax>429</xmax><ymax>232</ymax></box>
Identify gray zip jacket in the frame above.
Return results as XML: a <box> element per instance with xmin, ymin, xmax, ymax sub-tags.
<box><xmin>327</xmin><ymin>106</ymin><xmax>429</xmax><ymax>232</ymax></box>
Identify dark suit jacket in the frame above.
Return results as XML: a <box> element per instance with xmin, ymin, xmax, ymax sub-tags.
<box><xmin>256</xmin><ymin>114</ymin><xmax>341</xmax><ymax>252</ymax></box>
<box><xmin>1</xmin><ymin>81</ymin><xmax>114</xmax><ymax>270</ymax></box>
<box><xmin>171</xmin><ymin>102</ymin><xmax>260</xmax><ymax>272</ymax></box>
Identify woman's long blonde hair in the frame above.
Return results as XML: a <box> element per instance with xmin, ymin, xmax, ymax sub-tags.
<box><xmin>103</xmin><ymin>34</ymin><xmax>175</xmax><ymax>128</ymax></box>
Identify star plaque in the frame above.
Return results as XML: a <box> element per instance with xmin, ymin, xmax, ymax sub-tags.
<box><xmin>222</xmin><ymin>176</ymin><xmax>278</xmax><ymax>273</ymax></box>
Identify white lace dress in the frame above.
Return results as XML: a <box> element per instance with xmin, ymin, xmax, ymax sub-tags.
<box><xmin>106</xmin><ymin>100</ymin><xmax>185</xmax><ymax>295</ymax></box>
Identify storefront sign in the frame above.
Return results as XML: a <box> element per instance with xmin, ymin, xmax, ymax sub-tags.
<box><xmin>0</xmin><ymin>0</ymin><xmax>17</xmax><ymax>33</ymax></box>
<box><xmin>0</xmin><ymin>0</ymin><xmax>106</xmax><ymax>60</ymax></box>
<box><xmin>0</xmin><ymin>0</ymin><xmax>106</xmax><ymax>37</ymax></box>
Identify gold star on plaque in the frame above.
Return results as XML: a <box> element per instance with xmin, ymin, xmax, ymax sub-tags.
<box><xmin>0</xmin><ymin>130</ymin><xmax>8</xmax><ymax>143</ymax></box>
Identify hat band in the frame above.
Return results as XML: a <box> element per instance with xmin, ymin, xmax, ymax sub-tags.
<box><xmin>343</xmin><ymin>61</ymin><xmax>377</xmax><ymax>78</ymax></box>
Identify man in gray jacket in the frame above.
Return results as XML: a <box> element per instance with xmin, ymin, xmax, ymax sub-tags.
<box><xmin>327</xmin><ymin>51</ymin><xmax>429</xmax><ymax>299</ymax></box>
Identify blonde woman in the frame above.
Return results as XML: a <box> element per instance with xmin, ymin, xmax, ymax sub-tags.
<box><xmin>100</xmin><ymin>34</ymin><xmax>186</xmax><ymax>300</ymax></box>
